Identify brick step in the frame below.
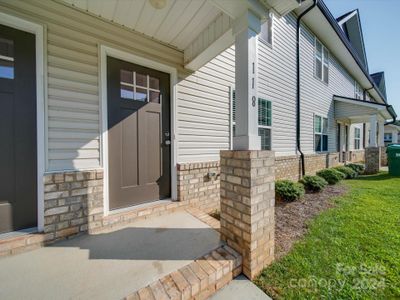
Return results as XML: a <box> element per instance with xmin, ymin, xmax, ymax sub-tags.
<box><xmin>125</xmin><ymin>245</ymin><xmax>242</xmax><ymax>300</ymax></box>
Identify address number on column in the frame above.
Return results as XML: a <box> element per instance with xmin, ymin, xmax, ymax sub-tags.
<box><xmin>252</xmin><ymin>96</ymin><xmax>256</xmax><ymax>107</ymax></box>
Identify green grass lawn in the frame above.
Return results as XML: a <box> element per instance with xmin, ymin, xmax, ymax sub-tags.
<box><xmin>255</xmin><ymin>172</ymin><xmax>400</xmax><ymax>299</ymax></box>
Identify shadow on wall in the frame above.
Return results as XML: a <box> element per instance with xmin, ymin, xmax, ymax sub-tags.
<box><xmin>49</xmin><ymin>226</ymin><xmax>221</xmax><ymax>261</ymax></box>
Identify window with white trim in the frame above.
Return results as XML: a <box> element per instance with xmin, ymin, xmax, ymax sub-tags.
<box><xmin>315</xmin><ymin>38</ymin><xmax>329</xmax><ymax>84</ymax></box>
<box><xmin>354</xmin><ymin>127</ymin><xmax>361</xmax><ymax>150</ymax></box>
<box><xmin>258</xmin><ymin>98</ymin><xmax>272</xmax><ymax>150</ymax></box>
<box><xmin>231</xmin><ymin>91</ymin><xmax>272</xmax><ymax>150</ymax></box>
<box><xmin>355</xmin><ymin>81</ymin><xmax>363</xmax><ymax>100</ymax></box>
<box><xmin>314</xmin><ymin>115</ymin><xmax>328</xmax><ymax>152</ymax></box>
<box><xmin>120</xmin><ymin>70</ymin><xmax>160</xmax><ymax>103</ymax></box>
<box><xmin>259</xmin><ymin>14</ymin><xmax>273</xmax><ymax>45</ymax></box>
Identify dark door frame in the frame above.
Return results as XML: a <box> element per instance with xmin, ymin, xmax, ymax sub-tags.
<box><xmin>100</xmin><ymin>46</ymin><xmax>178</xmax><ymax>215</ymax></box>
<box><xmin>0</xmin><ymin>13</ymin><xmax>45</xmax><ymax>233</ymax></box>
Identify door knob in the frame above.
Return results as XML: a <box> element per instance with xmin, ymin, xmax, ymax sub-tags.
<box><xmin>165</xmin><ymin>140</ymin><xmax>171</xmax><ymax>146</ymax></box>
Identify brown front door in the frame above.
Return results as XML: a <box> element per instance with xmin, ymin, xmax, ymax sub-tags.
<box><xmin>0</xmin><ymin>24</ymin><xmax>37</xmax><ymax>233</ymax></box>
<box><xmin>107</xmin><ymin>57</ymin><xmax>171</xmax><ymax>210</ymax></box>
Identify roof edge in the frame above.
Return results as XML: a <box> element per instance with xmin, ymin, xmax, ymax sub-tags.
<box><xmin>317</xmin><ymin>1</ymin><xmax>387</xmax><ymax>104</ymax></box>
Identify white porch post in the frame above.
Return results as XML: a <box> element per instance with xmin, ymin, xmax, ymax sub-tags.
<box><xmin>233</xmin><ymin>10</ymin><xmax>261</xmax><ymax>150</ymax></box>
<box><xmin>368</xmin><ymin>114</ymin><xmax>378</xmax><ymax>147</ymax></box>
<box><xmin>378</xmin><ymin>120</ymin><xmax>385</xmax><ymax>147</ymax></box>
<box><xmin>393</xmin><ymin>130</ymin><xmax>399</xmax><ymax>144</ymax></box>
<box><xmin>365</xmin><ymin>114</ymin><xmax>381</xmax><ymax>174</ymax></box>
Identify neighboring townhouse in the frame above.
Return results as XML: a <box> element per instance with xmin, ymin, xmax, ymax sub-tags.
<box><xmin>385</xmin><ymin>122</ymin><xmax>400</xmax><ymax>146</ymax></box>
<box><xmin>230</xmin><ymin>6</ymin><xmax>396</xmax><ymax>180</ymax></box>
<box><xmin>0</xmin><ymin>0</ymin><xmax>396</xmax><ymax>274</ymax></box>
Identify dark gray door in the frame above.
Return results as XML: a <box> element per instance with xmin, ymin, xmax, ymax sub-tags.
<box><xmin>0</xmin><ymin>24</ymin><xmax>37</xmax><ymax>233</ymax></box>
<box><xmin>107</xmin><ymin>57</ymin><xmax>171</xmax><ymax>210</ymax></box>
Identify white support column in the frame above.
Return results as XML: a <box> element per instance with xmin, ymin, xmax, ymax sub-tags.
<box><xmin>392</xmin><ymin>129</ymin><xmax>399</xmax><ymax>144</ymax></box>
<box><xmin>378</xmin><ymin>120</ymin><xmax>385</xmax><ymax>147</ymax></box>
<box><xmin>368</xmin><ymin>114</ymin><xmax>378</xmax><ymax>147</ymax></box>
<box><xmin>233</xmin><ymin>10</ymin><xmax>262</xmax><ymax>150</ymax></box>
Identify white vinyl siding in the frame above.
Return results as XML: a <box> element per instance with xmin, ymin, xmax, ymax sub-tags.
<box><xmin>300</xmin><ymin>20</ymin><xmax>358</xmax><ymax>154</ymax></box>
<box><xmin>177</xmin><ymin>46</ymin><xmax>235</xmax><ymax>163</ymax></box>
<box><xmin>1</xmin><ymin>1</ymin><xmax>378</xmax><ymax>170</ymax></box>
<box><xmin>257</xmin><ymin>13</ymin><xmax>297</xmax><ymax>156</ymax></box>
<box><xmin>257</xmin><ymin>13</ymin><xmax>366</xmax><ymax>156</ymax></box>
<box><xmin>0</xmin><ymin>0</ymin><xmax>183</xmax><ymax>171</ymax></box>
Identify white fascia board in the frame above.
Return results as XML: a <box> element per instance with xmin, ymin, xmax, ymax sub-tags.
<box><xmin>333</xmin><ymin>96</ymin><xmax>386</xmax><ymax>110</ymax></box>
<box><xmin>334</xmin><ymin>96</ymin><xmax>392</xmax><ymax>121</ymax></box>
<box><xmin>337</xmin><ymin>10</ymin><xmax>358</xmax><ymax>26</ymax></box>
<box><xmin>210</xmin><ymin>0</ymin><xmax>269</xmax><ymax>20</ymax></box>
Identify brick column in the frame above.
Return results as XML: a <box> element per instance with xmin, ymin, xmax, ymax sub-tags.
<box><xmin>220</xmin><ymin>150</ymin><xmax>275</xmax><ymax>279</ymax></box>
<box><xmin>365</xmin><ymin>147</ymin><xmax>381</xmax><ymax>174</ymax></box>
<box><xmin>380</xmin><ymin>146</ymin><xmax>388</xmax><ymax>166</ymax></box>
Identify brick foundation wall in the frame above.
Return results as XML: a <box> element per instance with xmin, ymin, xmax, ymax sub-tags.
<box><xmin>275</xmin><ymin>152</ymin><xmax>340</xmax><ymax>180</ymax></box>
<box><xmin>43</xmin><ymin>170</ymin><xmax>104</xmax><ymax>240</ymax></box>
<box><xmin>275</xmin><ymin>156</ymin><xmax>301</xmax><ymax>181</ymax></box>
<box><xmin>349</xmin><ymin>150</ymin><xmax>365</xmax><ymax>163</ymax></box>
<box><xmin>177</xmin><ymin>162</ymin><xmax>220</xmax><ymax>213</ymax></box>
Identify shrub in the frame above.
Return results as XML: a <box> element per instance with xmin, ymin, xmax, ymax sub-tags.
<box><xmin>300</xmin><ymin>175</ymin><xmax>328</xmax><ymax>192</ymax></box>
<box><xmin>276</xmin><ymin>180</ymin><xmax>305</xmax><ymax>202</ymax></box>
<box><xmin>316</xmin><ymin>168</ymin><xmax>344</xmax><ymax>185</ymax></box>
<box><xmin>334</xmin><ymin>166</ymin><xmax>357</xmax><ymax>179</ymax></box>
<box><xmin>346</xmin><ymin>163</ymin><xmax>365</xmax><ymax>174</ymax></box>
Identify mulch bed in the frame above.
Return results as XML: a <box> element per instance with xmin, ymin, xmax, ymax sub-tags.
<box><xmin>275</xmin><ymin>184</ymin><xmax>347</xmax><ymax>260</ymax></box>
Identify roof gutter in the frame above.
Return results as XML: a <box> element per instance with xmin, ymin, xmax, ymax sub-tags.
<box><xmin>317</xmin><ymin>0</ymin><xmax>388</xmax><ymax>104</ymax></box>
<box><xmin>297</xmin><ymin>0</ymin><xmax>318</xmax><ymax>177</ymax></box>
<box><xmin>386</xmin><ymin>105</ymin><xmax>398</xmax><ymax>123</ymax></box>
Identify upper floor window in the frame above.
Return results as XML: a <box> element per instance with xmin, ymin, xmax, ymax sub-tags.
<box><xmin>315</xmin><ymin>38</ymin><xmax>329</xmax><ymax>84</ymax></box>
<box><xmin>314</xmin><ymin>115</ymin><xmax>328</xmax><ymax>152</ymax></box>
<box><xmin>259</xmin><ymin>14</ymin><xmax>273</xmax><ymax>45</ymax></box>
<box><xmin>354</xmin><ymin>128</ymin><xmax>361</xmax><ymax>150</ymax></box>
<box><xmin>355</xmin><ymin>81</ymin><xmax>363</xmax><ymax>100</ymax></box>
<box><xmin>232</xmin><ymin>91</ymin><xmax>272</xmax><ymax>150</ymax></box>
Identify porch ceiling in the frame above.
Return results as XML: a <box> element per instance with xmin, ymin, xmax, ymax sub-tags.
<box><xmin>60</xmin><ymin>0</ymin><xmax>224</xmax><ymax>51</ymax></box>
<box><xmin>58</xmin><ymin>0</ymin><xmax>301</xmax><ymax>70</ymax></box>
<box><xmin>334</xmin><ymin>95</ymin><xmax>392</xmax><ymax>123</ymax></box>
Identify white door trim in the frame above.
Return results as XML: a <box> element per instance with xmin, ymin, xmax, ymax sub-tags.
<box><xmin>0</xmin><ymin>12</ymin><xmax>46</xmax><ymax>232</ymax></box>
<box><xmin>99</xmin><ymin>45</ymin><xmax>178</xmax><ymax>216</ymax></box>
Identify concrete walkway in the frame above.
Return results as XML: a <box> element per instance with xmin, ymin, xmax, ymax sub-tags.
<box><xmin>210</xmin><ymin>275</ymin><xmax>272</xmax><ymax>300</ymax></box>
<box><xmin>0</xmin><ymin>211</ymin><xmax>221</xmax><ymax>300</ymax></box>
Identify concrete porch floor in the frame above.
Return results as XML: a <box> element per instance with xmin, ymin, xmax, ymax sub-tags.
<box><xmin>0</xmin><ymin>210</ymin><xmax>222</xmax><ymax>300</ymax></box>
